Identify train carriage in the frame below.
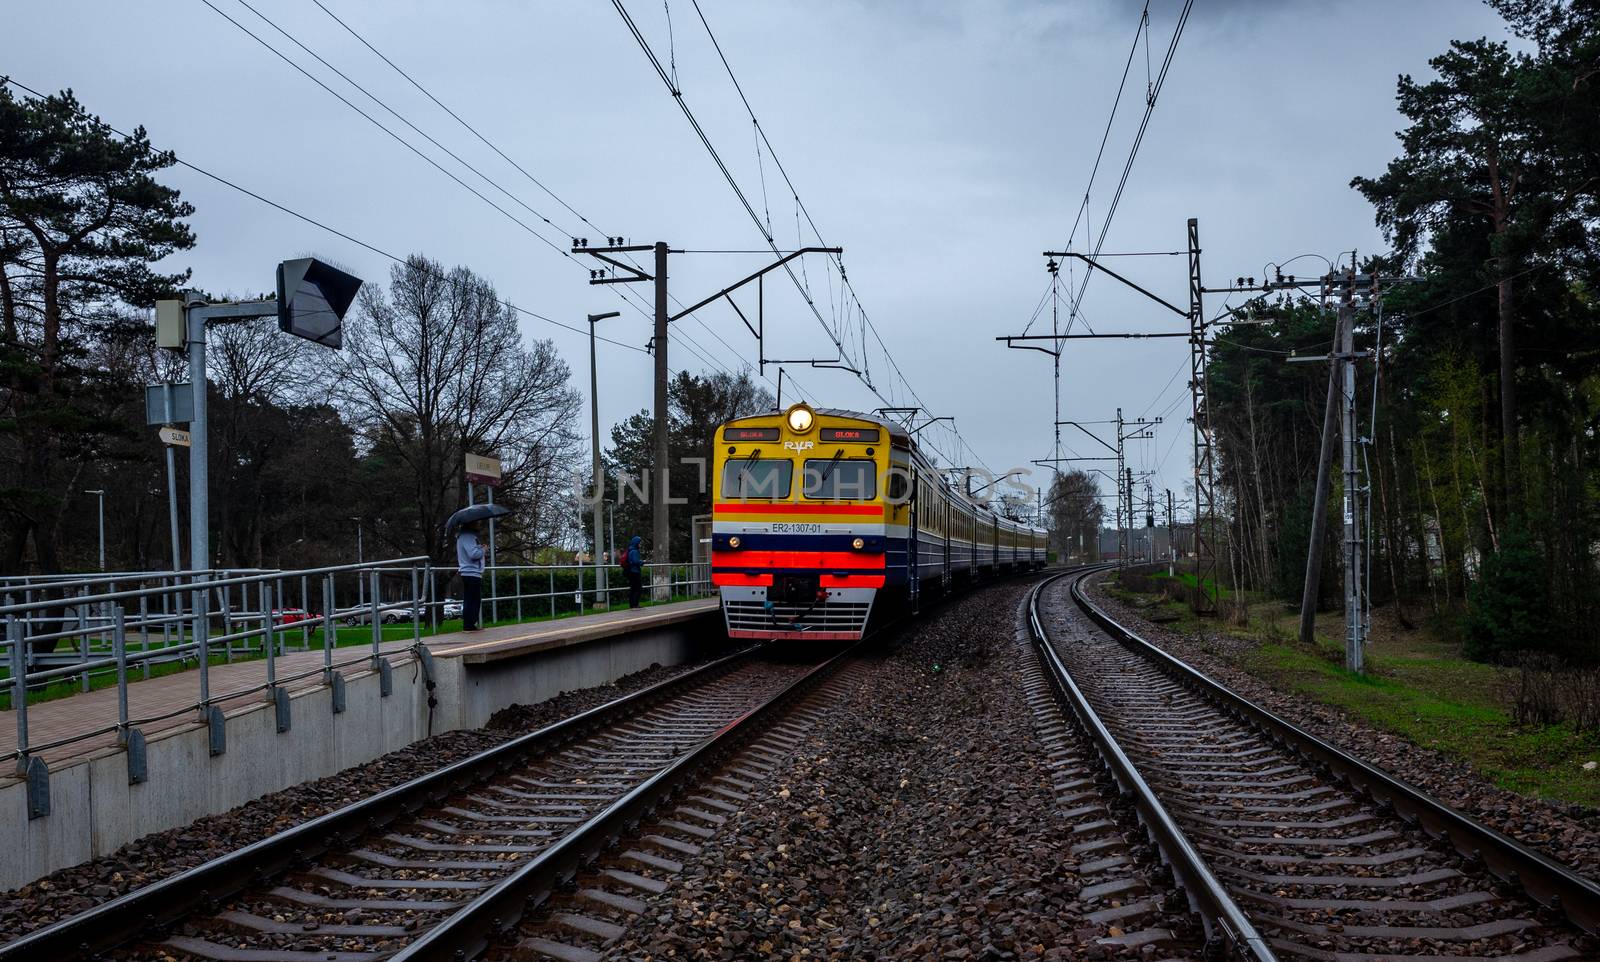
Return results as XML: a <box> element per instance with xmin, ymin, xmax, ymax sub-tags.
<box><xmin>711</xmin><ymin>403</ymin><xmax>1047</xmax><ymax>641</ymax></box>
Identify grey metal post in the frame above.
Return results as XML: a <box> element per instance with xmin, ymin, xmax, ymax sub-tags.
<box><xmin>186</xmin><ymin>301</ymin><xmax>208</xmax><ymax>573</ymax></box>
<box><xmin>515</xmin><ymin>569</ymin><xmax>522</xmax><ymax>622</ymax></box>
<box><xmin>608</xmin><ymin>503</ymin><xmax>616</xmax><ymax>607</ymax></box>
<box><xmin>549</xmin><ymin>569</ymin><xmax>555</xmax><ymax>619</ymax></box>
<box><xmin>1341</xmin><ymin>290</ymin><xmax>1364</xmax><ymax>673</ymax></box>
<box><xmin>164</xmin><ymin>391</ymin><xmax>182</xmax><ymax>572</ymax></box>
<box><xmin>300</xmin><ymin>574</ymin><xmax>310</xmax><ymax>650</ymax></box>
<box><xmin>141</xmin><ymin>593</ymin><xmax>153</xmax><ymax>679</ymax></box>
<box><xmin>8</xmin><ymin>615</ymin><xmax>27</xmax><ymax>772</ymax></box>
<box><xmin>653</xmin><ymin>241</ymin><xmax>670</xmax><ymax>571</ymax></box>
<box><xmin>113</xmin><ymin>605</ymin><xmax>129</xmax><ymax>735</ymax></box>
<box><xmin>263</xmin><ymin>583</ymin><xmax>276</xmax><ymax>689</ymax></box>
<box><xmin>76</xmin><ymin>588</ymin><xmax>89</xmax><ymax>691</ymax></box>
<box><xmin>322</xmin><ymin>575</ymin><xmax>335</xmax><ymax>676</ymax></box>
<box><xmin>588</xmin><ymin>311</ymin><xmax>619</xmax><ymax>606</ymax></box>
<box><xmin>369</xmin><ymin>570</ymin><xmax>381</xmax><ymax>663</ymax></box>
<box><xmin>87</xmin><ymin>489</ymin><xmax>106</xmax><ymax>572</ymax></box>
<box><xmin>221</xmin><ymin>582</ymin><xmax>234</xmax><ymax>662</ymax></box>
<box><xmin>354</xmin><ymin>517</ymin><xmax>364</xmax><ymax>608</ymax></box>
<box><xmin>486</xmin><ymin>486</ymin><xmax>498</xmax><ymax>623</ymax></box>
<box><xmin>427</xmin><ymin>564</ymin><xmax>438</xmax><ymax>632</ymax></box>
<box><xmin>411</xmin><ymin>565</ymin><xmax>421</xmax><ymax>644</ymax></box>
<box><xmin>194</xmin><ymin>588</ymin><xmax>210</xmax><ymax>708</ymax></box>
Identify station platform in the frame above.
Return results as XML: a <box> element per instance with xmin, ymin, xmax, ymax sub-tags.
<box><xmin>2</xmin><ymin>596</ymin><xmax>724</xmax><ymax>890</ymax></box>
<box><xmin>1</xmin><ymin>597</ymin><xmax>720</xmax><ymax>770</ymax></box>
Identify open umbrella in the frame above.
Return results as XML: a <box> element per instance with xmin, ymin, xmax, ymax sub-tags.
<box><xmin>445</xmin><ymin>502</ymin><xmax>510</xmax><ymax>537</ymax></box>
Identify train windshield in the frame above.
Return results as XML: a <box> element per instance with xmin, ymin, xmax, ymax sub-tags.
<box><xmin>803</xmin><ymin>459</ymin><xmax>876</xmax><ymax>500</ymax></box>
<box><xmin>720</xmin><ymin>458</ymin><xmax>793</xmax><ymax>498</ymax></box>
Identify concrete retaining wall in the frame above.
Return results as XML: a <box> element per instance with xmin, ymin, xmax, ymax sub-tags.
<box><xmin>0</xmin><ymin>612</ymin><xmax>718</xmax><ymax>891</ymax></box>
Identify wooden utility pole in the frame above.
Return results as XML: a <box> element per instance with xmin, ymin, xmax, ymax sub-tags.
<box><xmin>1299</xmin><ymin>295</ymin><xmax>1346</xmax><ymax>646</ymax></box>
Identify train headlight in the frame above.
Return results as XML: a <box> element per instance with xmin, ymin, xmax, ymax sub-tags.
<box><xmin>785</xmin><ymin>404</ymin><xmax>815</xmax><ymax>433</ymax></box>
<box><xmin>852</xmin><ymin>537</ymin><xmax>865</xmax><ymax>550</ymax></box>
<box><xmin>729</xmin><ymin>536</ymin><xmax>742</xmax><ymax>549</ymax></box>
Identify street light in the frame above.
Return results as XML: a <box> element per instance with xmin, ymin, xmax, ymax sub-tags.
<box><xmin>350</xmin><ymin>516</ymin><xmax>364</xmax><ymax>605</ymax></box>
<box><xmin>84</xmin><ymin>489</ymin><xmax>106</xmax><ymax>571</ymax></box>
<box><xmin>588</xmin><ymin>311</ymin><xmax>621</xmax><ymax>604</ymax></box>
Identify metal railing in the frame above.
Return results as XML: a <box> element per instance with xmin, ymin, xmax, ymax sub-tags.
<box><xmin>415</xmin><ymin>561</ymin><xmax>714</xmax><ymax>631</ymax></box>
<box><xmin>2</xmin><ymin>558</ymin><xmax>430</xmax><ymax>775</ymax></box>
<box><xmin>1</xmin><ymin>556</ymin><xmax>713</xmax><ymax>776</ymax></box>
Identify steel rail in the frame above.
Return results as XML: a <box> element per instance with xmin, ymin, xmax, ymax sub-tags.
<box><xmin>392</xmin><ymin>637</ymin><xmax>863</xmax><ymax>961</ymax></box>
<box><xmin>1069</xmin><ymin>570</ymin><xmax>1600</xmax><ymax>936</ymax></box>
<box><xmin>0</xmin><ymin>641</ymin><xmax>761</xmax><ymax>962</ymax></box>
<box><xmin>1027</xmin><ymin>568</ymin><xmax>1278</xmax><ymax>962</ymax></box>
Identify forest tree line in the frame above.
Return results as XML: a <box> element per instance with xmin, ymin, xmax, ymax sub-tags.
<box><xmin>1205</xmin><ymin>0</ymin><xmax>1599</xmax><ymax>662</ymax></box>
<box><xmin>0</xmin><ymin>81</ymin><xmax>774</xmax><ymax>578</ymax></box>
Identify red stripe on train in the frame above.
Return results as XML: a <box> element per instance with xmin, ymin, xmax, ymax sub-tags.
<box><xmin>713</xmin><ymin>502</ymin><xmax>884</xmax><ymax>516</ymax></box>
<box><xmin>713</xmin><ymin>550</ymin><xmax>885</xmax><ymax>569</ymax></box>
<box><xmin>711</xmin><ymin>572</ymin><xmax>884</xmax><ymax>588</ymax></box>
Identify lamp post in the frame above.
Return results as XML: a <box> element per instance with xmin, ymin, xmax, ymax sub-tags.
<box><xmin>588</xmin><ymin>311</ymin><xmax>621</xmax><ymax>604</ymax></box>
<box><xmin>84</xmin><ymin>489</ymin><xmax>107</xmax><ymax>571</ymax></box>
<box><xmin>351</xmin><ymin>516</ymin><xmax>364</xmax><ymax>606</ymax></box>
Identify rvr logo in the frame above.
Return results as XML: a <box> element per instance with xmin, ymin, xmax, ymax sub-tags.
<box><xmin>783</xmin><ymin>440</ymin><xmax>815</xmax><ymax>452</ymax></box>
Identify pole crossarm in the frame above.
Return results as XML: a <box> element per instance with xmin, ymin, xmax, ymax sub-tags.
<box><xmin>1057</xmin><ymin>421</ymin><xmax>1117</xmax><ymax>455</ymax></box>
<box><xmin>668</xmin><ymin>247</ymin><xmax>841</xmax><ymax>323</ymax></box>
<box><xmin>765</xmin><ymin>357</ymin><xmax>861</xmax><ymax>375</ymax></box>
<box><xmin>908</xmin><ymin>415</ymin><xmax>953</xmax><ymax>438</ymax></box>
<box><xmin>1043</xmin><ymin>251</ymin><xmax>1188</xmax><ymax>318</ymax></box>
<box><xmin>571</xmin><ymin>244</ymin><xmax>659</xmax><ymax>285</ymax></box>
<box><xmin>997</xmin><ymin>332</ymin><xmax>1191</xmax><ymax>341</ymax></box>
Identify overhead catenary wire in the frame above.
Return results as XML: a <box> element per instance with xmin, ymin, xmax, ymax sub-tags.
<box><xmin>1064</xmin><ymin>0</ymin><xmax>1193</xmax><ymax>320</ymax></box>
<box><xmin>195</xmin><ymin>0</ymin><xmax>572</xmax><ymax>260</ymax></box>
<box><xmin>235</xmin><ymin>0</ymin><xmax>780</xmax><ymax>389</ymax></box>
<box><xmin>613</xmin><ymin>0</ymin><xmax>991</xmax><ymax>471</ymax></box>
<box><xmin>0</xmin><ymin>77</ymin><xmax>648</xmax><ymax>354</ymax></box>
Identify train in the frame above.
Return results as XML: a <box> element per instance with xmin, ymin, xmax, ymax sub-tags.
<box><xmin>710</xmin><ymin>403</ymin><xmax>1048</xmax><ymax>640</ymax></box>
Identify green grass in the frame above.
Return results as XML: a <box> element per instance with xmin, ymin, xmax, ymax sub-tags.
<box><xmin>1112</xmin><ymin>580</ymin><xmax>1600</xmax><ymax>808</ymax></box>
<box><xmin>1246</xmin><ymin>640</ymin><xmax>1600</xmax><ymax>806</ymax></box>
<box><xmin>1</xmin><ymin>590</ymin><xmax>706</xmax><ymax>711</ymax></box>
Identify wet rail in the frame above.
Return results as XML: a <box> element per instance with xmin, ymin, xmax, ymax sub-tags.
<box><xmin>1029</xmin><ymin>567</ymin><xmax>1600</xmax><ymax>962</ymax></box>
<box><xmin>0</xmin><ymin>643</ymin><xmax>834</xmax><ymax>962</ymax></box>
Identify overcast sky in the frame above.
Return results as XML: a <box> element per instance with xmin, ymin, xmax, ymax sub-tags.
<box><xmin>6</xmin><ymin>0</ymin><xmax>1517</xmax><ymax>515</ymax></box>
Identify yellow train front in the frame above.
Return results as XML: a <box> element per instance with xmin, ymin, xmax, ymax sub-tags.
<box><xmin>711</xmin><ymin>403</ymin><xmax>1048</xmax><ymax>641</ymax></box>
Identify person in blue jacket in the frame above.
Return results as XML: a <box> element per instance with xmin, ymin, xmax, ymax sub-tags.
<box><xmin>623</xmin><ymin>535</ymin><xmax>645</xmax><ymax>609</ymax></box>
<box><xmin>457</xmin><ymin>521</ymin><xmax>486</xmax><ymax>631</ymax></box>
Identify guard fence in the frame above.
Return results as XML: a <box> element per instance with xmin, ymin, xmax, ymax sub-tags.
<box><xmin>2</xmin><ymin>557</ymin><xmax>712</xmax><ymax>800</ymax></box>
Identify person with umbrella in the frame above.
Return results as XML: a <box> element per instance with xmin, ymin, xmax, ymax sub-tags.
<box><xmin>446</xmin><ymin>503</ymin><xmax>508</xmax><ymax>632</ymax></box>
<box><xmin>623</xmin><ymin>534</ymin><xmax>644</xmax><ymax>609</ymax></box>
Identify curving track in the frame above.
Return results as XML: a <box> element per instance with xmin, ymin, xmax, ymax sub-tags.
<box><xmin>1029</xmin><ymin>567</ymin><xmax>1600</xmax><ymax>962</ymax></box>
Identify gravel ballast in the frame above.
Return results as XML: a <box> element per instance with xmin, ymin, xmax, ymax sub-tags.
<box><xmin>596</xmin><ymin>578</ymin><xmax>1200</xmax><ymax>960</ymax></box>
<box><xmin>0</xmin><ymin>659</ymin><xmax>702</xmax><ymax>943</ymax></box>
<box><xmin>1087</xmin><ymin>574</ymin><xmax>1600</xmax><ymax>881</ymax></box>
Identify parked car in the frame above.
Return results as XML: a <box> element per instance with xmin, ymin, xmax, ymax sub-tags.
<box><xmin>442</xmin><ymin>599</ymin><xmax>463</xmax><ymax>619</ymax></box>
<box><xmin>272</xmin><ymin>608</ymin><xmax>313</xmax><ymax>626</ymax></box>
<box><xmin>381</xmin><ymin>605</ymin><xmax>418</xmax><ymax>624</ymax></box>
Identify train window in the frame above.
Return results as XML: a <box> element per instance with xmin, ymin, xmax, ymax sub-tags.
<box><xmin>720</xmin><ymin>459</ymin><xmax>793</xmax><ymax>498</ymax></box>
<box><xmin>803</xmin><ymin>459</ymin><xmax>877</xmax><ymax>500</ymax></box>
<box><xmin>886</xmin><ymin>469</ymin><xmax>911</xmax><ymax>503</ymax></box>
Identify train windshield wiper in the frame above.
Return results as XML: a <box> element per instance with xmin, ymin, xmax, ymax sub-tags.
<box><xmin>812</xmin><ymin>449</ymin><xmax>845</xmax><ymax>496</ymax></box>
<box><xmin>733</xmin><ymin>448</ymin><xmax>760</xmax><ymax>496</ymax></box>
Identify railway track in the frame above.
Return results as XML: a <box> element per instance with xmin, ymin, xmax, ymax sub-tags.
<box><xmin>0</xmin><ymin>643</ymin><xmax>859</xmax><ymax>962</ymax></box>
<box><xmin>1028</xmin><ymin>567</ymin><xmax>1600</xmax><ymax>962</ymax></box>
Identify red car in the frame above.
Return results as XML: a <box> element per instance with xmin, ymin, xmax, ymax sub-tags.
<box><xmin>272</xmin><ymin>608</ymin><xmax>314</xmax><ymax>626</ymax></box>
